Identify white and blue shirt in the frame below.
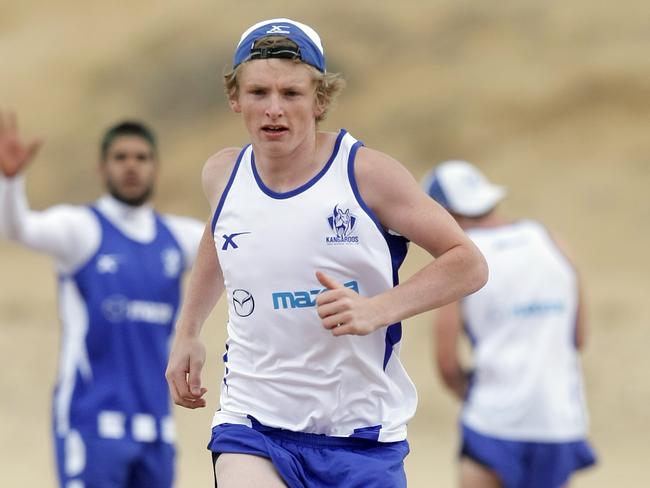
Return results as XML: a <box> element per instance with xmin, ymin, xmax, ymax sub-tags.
<box><xmin>0</xmin><ymin>178</ymin><xmax>204</xmax><ymax>443</ymax></box>
<box><xmin>54</xmin><ymin>207</ymin><xmax>184</xmax><ymax>442</ymax></box>
<box><xmin>211</xmin><ymin>130</ymin><xmax>417</xmax><ymax>442</ymax></box>
<box><xmin>461</xmin><ymin>220</ymin><xmax>590</xmax><ymax>441</ymax></box>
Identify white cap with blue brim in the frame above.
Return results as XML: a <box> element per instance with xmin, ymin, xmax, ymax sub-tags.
<box><xmin>422</xmin><ymin>160</ymin><xmax>506</xmax><ymax>217</ymax></box>
<box><xmin>233</xmin><ymin>18</ymin><xmax>326</xmax><ymax>72</ymax></box>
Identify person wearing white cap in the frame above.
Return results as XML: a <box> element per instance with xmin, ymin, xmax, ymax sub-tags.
<box><xmin>423</xmin><ymin>160</ymin><xmax>597</xmax><ymax>488</ymax></box>
<box><xmin>165</xmin><ymin>18</ymin><xmax>488</xmax><ymax>488</ymax></box>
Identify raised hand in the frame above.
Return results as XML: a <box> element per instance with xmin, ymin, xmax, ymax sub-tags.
<box><xmin>0</xmin><ymin>111</ymin><xmax>42</xmax><ymax>177</ymax></box>
<box><xmin>315</xmin><ymin>271</ymin><xmax>382</xmax><ymax>336</ymax></box>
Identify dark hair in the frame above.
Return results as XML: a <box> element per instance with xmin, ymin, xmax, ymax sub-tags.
<box><xmin>100</xmin><ymin>121</ymin><xmax>157</xmax><ymax>160</ymax></box>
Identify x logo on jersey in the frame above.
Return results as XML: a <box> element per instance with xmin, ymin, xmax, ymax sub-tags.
<box><xmin>222</xmin><ymin>232</ymin><xmax>251</xmax><ymax>250</ymax></box>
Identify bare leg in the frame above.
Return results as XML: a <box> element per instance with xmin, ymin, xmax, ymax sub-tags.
<box><xmin>215</xmin><ymin>453</ymin><xmax>287</xmax><ymax>488</ymax></box>
<box><xmin>459</xmin><ymin>457</ymin><xmax>502</xmax><ymax>488</ymax></box>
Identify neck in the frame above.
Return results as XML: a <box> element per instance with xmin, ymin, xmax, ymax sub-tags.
<box><xmin>101</xmin><ymin>194</ymin><xmax>151</xmax><ymax>214</ymax></box>
<box><xmin>253</xmin><ymin>130</ymin><xmax>329</xmax><ymax>193</ymax></box>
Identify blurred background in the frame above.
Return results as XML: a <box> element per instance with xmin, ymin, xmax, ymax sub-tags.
<box><xmin>1</xmin><ymin>0</ymin><xmax>648</xmax><ymax>486</ymax></box>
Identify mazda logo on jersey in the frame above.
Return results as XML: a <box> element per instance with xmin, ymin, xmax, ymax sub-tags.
<box><xmin>232</xmin><ymin>289</ymin><xmax>255</xmax><ymax>317</ymax></box>
<box><xmin>101</xmin><ymin>295</ymin><xmax>174</xmax><ymax>325</ymax></box>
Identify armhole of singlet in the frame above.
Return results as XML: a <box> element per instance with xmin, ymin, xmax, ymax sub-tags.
<box><xmin>67</xmin><ymin>206</ymin><xmax>105</xmax><ymax>278</ymax></box>
<box><xmin>346</xmin><ymin>140</ymin><xmax>410</xmax><ymax>371</ymax></box>
<box><xmin>211</xmin><ymin>146</ymin><xmax>249</xmax><ymax>234</ymax></box>
<box><xmin>535</xmin><ymin>220</ymin><xmax>582</xmax><ymax>349</ymax></box>
<box><xmin>346</xmin><ymin>140</ymin><xmax>384</xmax><ymax>235</ymax></box>
<box><xmin>535</xmin><ymin>221</ymin><xmax>577</xmax><ymax>272</ymax></box>
<box><xmin>157</xmin><ymin>214</ymin><xmax>187</xmax><ymax>271</ymax></box>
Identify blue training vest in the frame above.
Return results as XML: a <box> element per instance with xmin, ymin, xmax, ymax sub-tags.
<box><xmin>53</xmin><ymin>206</ymin><xmax>184</xmax><ymax>440</ymax></box>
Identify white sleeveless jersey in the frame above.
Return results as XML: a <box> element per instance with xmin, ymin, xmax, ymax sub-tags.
<box><xmin>210</xmin><ymin>130</ymin><xmax>417</xmax><ymax>442</ymax></box>
<box><xmin>461</xmin><ymin>220</ymin><xmax>589</xmax><ymax>441</ymax></box>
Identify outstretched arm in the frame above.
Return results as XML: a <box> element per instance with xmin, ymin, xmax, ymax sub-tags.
<box><xmin>0</xmin><ymin>111</ymin><xmax>97</xmax><ymax>269</ymax></box>
<box><xmin>165</xmin><ymin>147</ymin><xmax>239</xmax><ymax>409</ymax></box>
<box><xmin>316</xmin><ymin>147</ymin><xmax>488</xmax><ymax>336</ymax></box>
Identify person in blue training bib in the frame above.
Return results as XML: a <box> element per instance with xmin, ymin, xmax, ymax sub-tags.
<box><xmin>165</xmin><ymin>18</ymin><xmax>489</xmax><ymax>488</ymax></box>
<box><xmin>422</xmin><ymin>160</ymin><xmax>597</xmax><ymax>488</ymax></box>
<box><xmin>0</xmin><ymin>113</ymin><xmax>204</xmax><ymax>487</ymax></box>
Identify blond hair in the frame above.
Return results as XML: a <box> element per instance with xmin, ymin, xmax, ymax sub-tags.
<box><xmin>224</xmin><ymin>36</ymin><xmax>345</xmax><ymax>122</ymax></box>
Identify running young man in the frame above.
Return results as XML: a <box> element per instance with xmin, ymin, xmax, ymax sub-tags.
<box><xmin>423</xmin><ymin>160</ymin><xmax>597</xmax><ymax>488</ymax></box>
<box><xmin>165</xmin><ymin>19</ymin><xmax>488</xmax><ymax>487</ymax></box>
<box><xmin>0</xmin><ymin>113</ymin><xmax>204</xmax><ymax>487</ymax></box>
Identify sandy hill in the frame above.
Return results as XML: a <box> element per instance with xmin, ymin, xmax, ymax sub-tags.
<box><xmin>1</xmin><ymin>1</ymin><xmax>648</xmax><ymax>486</ymax></box>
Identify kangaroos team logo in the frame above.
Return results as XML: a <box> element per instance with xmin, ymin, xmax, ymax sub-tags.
<box><xmin>326</xmin><ymin>205</ymin><xmax>359</xmax><ymax>245</ymax></box>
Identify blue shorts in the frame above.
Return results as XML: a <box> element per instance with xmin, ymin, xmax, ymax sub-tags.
<box><xmin>460</xmin><ymin>424</ymin><xmax>597</xmax><ymax>488</ymax></box>
<box><xmin>208</xmin><ymin>422</ymin><xmax>409</xmax><ymax>488</ymax></box>
<box><xmin>54</xmin><ymin>429</ymin><xmax>175</xmax><ymax>488</ymax></box>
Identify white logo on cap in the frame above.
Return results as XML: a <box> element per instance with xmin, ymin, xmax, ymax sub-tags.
<box><xmin>266</xmin><ymin>25</ymin><xmax>291</xmax><ymax>35</ymax></box>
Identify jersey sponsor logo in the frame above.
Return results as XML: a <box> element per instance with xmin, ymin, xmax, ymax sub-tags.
<box><xmin>222</xmin><ymin>232</ymin><xmax>251</xmax><ymax>250</ymax></box>
<box><xmin>232</xmin><ymin>289</ymin><xmax>255</xmax><ymax>317</ymax></box>
<box><xmin>101</xmin><ymin>295</ymin><xmax>174</xmax><ymax>325</ymax></box>
<box><xmin>161</xmin><ymin>248</ymin><xmax>182</xmax><ymax>278</ymax></box>
<box><xmin>513</xmin><ymin>301</ymin><xmax>566</xmax><ymax>317</ymax></box>
<box><xmin>272</xmin><ymin>280</ymin><xmax>359</xmax><ymax>309</ymax></box>
<box><xmin>486</xmin><ymin>301</ymin><xmax>567</xmax><ymax>321</ymax></box>
<box><xmin>96</xmin><ymin>254</ymin><xmax>122</xmax><ymax>273</ymax></box>
<box><xmin>326</xmin><ymin>205</ymin><xmax>359</xmax><ymax>245</ymax></box>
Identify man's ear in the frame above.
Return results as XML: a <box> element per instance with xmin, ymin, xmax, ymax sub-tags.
<box><xmin>314</xmin><ymin>99</ymin><xmax>326</xmax><ymax>119</ymax></box>
<box><xmin>230</xmin><ymin>97</ymin><xmax>241</xmax><ymax>113</ymax></box>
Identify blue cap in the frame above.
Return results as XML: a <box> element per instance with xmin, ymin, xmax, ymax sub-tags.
<box><xmin>233</xmin><ymin>18</ymin><xmax>326</xmax><ymax>72</ymax></box>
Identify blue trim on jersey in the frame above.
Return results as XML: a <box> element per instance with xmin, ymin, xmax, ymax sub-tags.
<box><xmin>346</xmin><ymin>140</ymin><xmax>382</xmax><ymax>233</ymax></box>
<box><xmin>460</xmin><ymin>424</ymin><xmax>597</xmax><ymax>488</ymax></box>
<box><xmin>536</xmin><ymin>222</ymin><xmax>581</xmax><ymax>349</ymax></box>
<box><xmin>383</xmin><ymin>322</ymin><xmax>403</xmax><ymax>370</ymax></box>
<box><xmin>211</xmin><ymin>146</ymin><xmax>248</xmax><ymax>233</ymax></box>
<box><xmin>209</xmin><ymin>422</ymin><xmax>409</xmax><ymax>488</ymax></box>
<box><xmin>463</xmin><ymin>319</ymin><xmax>478</xmax><ymax>347</ymax></box>
<box><xmin>222</xmin><ymin>343</ymin><xmax>230</xmax><ymax>389</ymax></box>
<box><xmin>346</xmin><ymin>139</ymin><xmax>410</xmax><ymax>370</ymax></box>
<box><xmin>351</xmin><ymin>424</ymin><xmax>382</xmax><ymax>441</ymax></box>
<box><xmin>250</xmin><ymin>129</ymin><xmax>346</xmax><ymax>199</ymax></box>
<box><xmin>462</xmin><ymin>320</ymin><xmax>478</xmax><ymax>402</ymax></box>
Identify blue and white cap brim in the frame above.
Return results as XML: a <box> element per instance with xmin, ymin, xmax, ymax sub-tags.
<box><xmin>233</xmin><ymin>18</ymin><xmax>326</xmax><ymax>72</ymax></box>
<box><xmin>422</xmin><ymin>160</ymin><xmax>506</xmax><ymax>217</ymax></box>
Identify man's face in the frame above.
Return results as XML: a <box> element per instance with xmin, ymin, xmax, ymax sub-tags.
<box><xmin>100</xmin><ymin>135</ymin><xmax>157</xmax><ymax>206</ymax></box>
<box><xmin>230</xmin><ymin>59</ymin><xmax>324</xmax><ymax>156</ymax></box>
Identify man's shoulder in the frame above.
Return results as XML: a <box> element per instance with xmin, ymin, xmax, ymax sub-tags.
<box><xmin>46</xmin><ymin>202</ymin><xmax>96</xmax><ymax>221</ymax></box>
<box><xmin>202</xmin><ymin>147</ymin><xmax>243</xmax><ymax>209</ymax></box>
<box><xmin>203</xmin><ymin>147</ymin><xmax>242</xmax><ymax>174</ymax></box>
